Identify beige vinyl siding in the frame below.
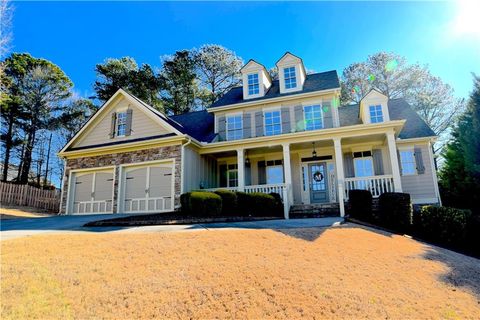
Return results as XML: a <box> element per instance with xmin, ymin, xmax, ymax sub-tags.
<box><xmin>74</xmin><ymin>96</ymin><xmax>171</xmax><ymax>148</ymax></box>
<box><xmin>400</xmin><ymin>143</ymin><xmax>437</xmax><ymax>203</ymax></box>
<box><xmin>183</xmin><ymin>145</ymin><xmax>217</xmax><ymax>192</ymax></box>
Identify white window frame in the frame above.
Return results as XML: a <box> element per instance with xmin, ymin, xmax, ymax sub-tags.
<box><xmin>369</xmin><ymin>104</ymin><xmax>384</xmax><ymax>123</ymax></box>
<box><xmin>247</xmin><ymin>73</ymin><xmax>260</xmax><ymax>96</ymax></box>
<box><xmin>116</xmin><ymin>112</ymin><xmax>127</xmax><ymax>137</ymax></box>
<box><xmin>283</xmin><ymin>66</ymin><xmax>297</xmax><ymax>90</ymax></box>
<box><xmin>399</xmin><ymin>147</ymin><xmax>417</xmax><ymax>176</ymax></box>
<box><xmin>263</xmin><ymin>107</ymin><xmax>282</xmax><ymax>136</ymax></box>
<box><xmin>303</xmin><ymin>104</ymin><xmax>324</xmax><ymax>131</ymax></box>
<box><xmin>353</xmin><ymin>151</ymin><xmax>374</xmax><ymax>178</ymax></box>
<box><xmin>226</xmin><ymin>113</ymin><xmax>243</xmax><ymax>141</ymax></box>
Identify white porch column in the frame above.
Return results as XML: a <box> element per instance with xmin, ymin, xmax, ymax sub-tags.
<box><xmin>282</xmin><ymin>143</ymin><xmax>292</xmax><ymax>219</ymax></box>
<box><xmin>333</xmin><ymin>137</ymin><xmax>345</xmax><ymax>217</ymax></box>
<box><xmin>386</xmin><ymin>131</ymin><xmax>403</xmax><ymax>192</ymax></box>
<box><xmin>237</xmin><ymin>148</ymin><xmax>245</xmax><ymax>191</ymax></box>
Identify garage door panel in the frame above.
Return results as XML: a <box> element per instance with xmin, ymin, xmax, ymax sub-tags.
<box><xmin>74</xmin><ymin>173</ymin><xmax>93</xmax><ymax>202</ymax></box>
<box><xmin>94</xmin><ymin>172</ymin><xmax>114</xmax><ymax>201</ymax></box>
<box><xmin>125</xmin><ymin>167</ymin><xmax>147</xmax><ymax>199</ymax></box>
<box><xmin>71</xmin><ymin>170</ymin><xmax>114</xmax><ymax>214</ymax></box>
<box><xmin>149</xmin><ymin>166</ymin><xmax>172</xmax><ymax>197</ymax></box>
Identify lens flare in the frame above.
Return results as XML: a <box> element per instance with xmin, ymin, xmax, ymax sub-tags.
<box><xmin>322</xmin><ymin>105</ymin><xmax>329</xmax><ymax>113</ymax></box>
<box><xmin>385</xmin><ymin>60</ymin><xmax>398</xmax><ymax>72</ymax></box>
<box><xmin>368</xmin><ymin>74</ymin><xmax>376</xmax><ymax>82</ymax></box>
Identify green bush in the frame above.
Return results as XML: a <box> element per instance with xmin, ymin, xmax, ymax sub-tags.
<box><xmin>180</xmin><ymin>192</ymin><xmax>192</xmax><ymax>214</ymax></box>
<box><xmin>249</xmin><ymin>192</ymin><xmax>277</xmax><ymax>217</ymax></box>
<box><xmin>235</xmin><ymin>191</ymin><xmax>252</xmax><ymax>215</ymax></box>
<box><xmin>378</xmin><ymin>192</ymin><xmax>412</xmax><ymax>231</ymax></box>
<box><xmin>214</xmin><ymin>189</ymin><xmax>237</xmax><ymax>216</ymax></box>
<box><xmin>348</xmin><ymin>190</ymin><xmax>373</xmax><ymax>221</ymax></box>
<box><xmin>415</xmin><ymin>206</ymin><xmax>471</xmax><ymax>246</ymax></box>
<box><xmin>186</xmin><ymin>191</ymin><xmax>222</xmax><ymax>217</ymax></box>
<box><xmin>269</xmin><ymin>192</ymin><xmax>284</xmax><ymax>217</ymax></box>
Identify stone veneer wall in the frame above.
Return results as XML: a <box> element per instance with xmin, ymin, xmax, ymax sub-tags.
<box><xmin>61</xmin><ymin>145</ymin><xmax>182</xmax><ymax>214</ymax></box>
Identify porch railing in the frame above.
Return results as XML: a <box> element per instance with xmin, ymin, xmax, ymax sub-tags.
<box><xmin>344</xmin><ymin>175</ymin><xmax>395</xmax><ymax>199</ymax></box>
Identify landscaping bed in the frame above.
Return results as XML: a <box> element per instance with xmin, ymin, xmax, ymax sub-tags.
<box><xmin>84</xmin><ymin>213</ymin><xmax>279</xmax><ymax>227</ymax></box>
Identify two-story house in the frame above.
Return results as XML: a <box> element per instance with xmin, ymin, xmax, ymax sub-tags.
<box><xmin>58</xmin><ymin>52</ymin><xmax>441</xmax><ymax>218</ymax></box>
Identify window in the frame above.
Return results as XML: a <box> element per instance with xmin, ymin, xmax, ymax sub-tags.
<box><xmin>226</xmin><ymin>114</ymin><xmax>243</xmax><ymax>141</ymax></box>
<box><xmin>284</xmin><ymin>66</ymin><xmax>297</xmax><ymax>89</ymax></box>
<box><xmin>304</xmin><ymin>105</ymin><xmax>323</xmax><ymax>130</ymax></box>
<box><xmin>369</xmin><ymin>105</ymin><xmax>384</xmax><ymax>123</ymax></box>
<box><xmin>116</xmin><ymin>112</ymin><xmax>127</xmax><ymax>136</ymax></box>
<box><xmin>264</xmin><ymin>110</ymin><xmax>282</xmax><ymax>136</ymax></box>
<box><xmin>400</xmin><ymin>149</ymin><xmax>416</xmax><ymax>175</ymax></box>
<box><xmin>247</xmin><ymin>73</ymin><xmax>259</xmax><ymax>95</ymax></box>
<box><xmin>266</xmin><ymin>160</ymin><xmax>284</xmax><ymax>184</ymax></box>
<box><xmin>227</xmin><ymin>164</ymin><xmax>238</xmax><ymax>187</ymax></box>
<box><xmin>353</xmin><ymin>151</ymin><xmax>373</xmax><ymax>177</ymax></box>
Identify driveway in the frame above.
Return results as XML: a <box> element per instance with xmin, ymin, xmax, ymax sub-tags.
<box><xmin>0</xmin><ymin>214</ymin><xmax>344</xmax><ymax>240</ymax></box>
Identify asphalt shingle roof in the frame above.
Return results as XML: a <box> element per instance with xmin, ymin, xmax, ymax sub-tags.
<box><xmin>210</xmin><ymin>70</ymin><xmax>340</xmax><ymax>108</ymax></box>
<box><xmin>168</xmin><ymin>110</ymin><xmax>216</xmax><ymax>143</ymax></box>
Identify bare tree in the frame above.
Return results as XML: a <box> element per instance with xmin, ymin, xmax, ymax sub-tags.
<box><xmin>0</xmin><ymin>0</ymin><xmax>13</xmax><ymax>59</ymax></box>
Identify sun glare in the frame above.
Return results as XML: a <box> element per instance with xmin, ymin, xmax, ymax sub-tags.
<box><xmin>452</xmin><ymin>0</ymin><xmax>480</xmax><ymax>38</ymax></box>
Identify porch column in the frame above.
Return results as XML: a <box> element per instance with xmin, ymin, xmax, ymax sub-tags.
<box><xmin>282</xmin><ymin>143</ymin><xmax>292</xmax><ymax>219</ymax></box>
<box><xmin>237</xmin><ymin>148</ymin><xmax>245</xmax><ymax>191</ymax></box>
<box><xmin>333</xmin><ymin>137</ymin><xmax>345</xmax><ymax>217</ymax></box>
<box><xmin>386</xmin><ymin>131</ymin><xmax>403</xmax><ymax>192</ymax></box>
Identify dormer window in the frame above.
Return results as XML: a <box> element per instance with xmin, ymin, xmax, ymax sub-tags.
<box><xmin>116</xmin><ymin>112</ymin><xmax>127</xmax><ymax>136</ymax></box>
<box><xmin>369</xmin><ymin>105</ymin><xmax>384</xmax><ymax>123</ymax></box>
<box><xmin>284</xmin><ymin>66</ymin><xmax>297</xmax><ymax>89</ymax></box>
<box><xmin>247</xmin><ymin>73</ymin><xmax>260</xmax><ymax>96</ymax></box>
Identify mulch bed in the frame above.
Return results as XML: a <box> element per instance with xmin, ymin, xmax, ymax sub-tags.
<box><xmin>84</xmin><ymin>212</ymin><xmax>280</xmax><ymax>227</ymax></box>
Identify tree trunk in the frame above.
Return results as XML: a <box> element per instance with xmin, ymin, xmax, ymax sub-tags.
<box><xmin>19</xmin><ymin>129</ymin><xmax>36</xmax><ymax>184</ymax></box>
<box><xmin>44</xmin><ymin>132</ymin><xmax>52</xmax><ymax>186</ymax></box>
<box><xmin>1</xmin><ymin>116</ymin><xmax>14</xmax><ymax>181</ymax></box>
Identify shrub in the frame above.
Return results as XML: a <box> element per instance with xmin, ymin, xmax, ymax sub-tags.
<box><xmin>415</xmin><ymin>206</ymin><xmax>471</xmax><ymax>246</ymax></box>
<box><xmin>188</xmin><ymin>191</ymin><xmax>222</xmax><ymax>217</ymax></box>
<box><xmin>269</xmin><ymin>192</ymin><xmax>284</xmax><ymax>217</ymax></box>
<box><xmin>378</xmin><ymin>192</ymin><xmax>412</xmax><ymax>232</ymax></box>
<box><xmin>214</xmin><ymin>189</ymin><xmax>237</xmax><ymax>216</ymax></box>
<box><xmin>249</xmin><ymin>192</ymin><xmax>277</xmax><ymax>217</ymax></box>
<box><xmin>180</xmin><ymin>192</ymin><xmax>192</xmax><ymax>214</ymax></box>
<box><xmin>235</xmin><ymin>191</ymin><xmax>253</xmax><ymax>215</ymax></box>
<box><xmin>348</xmin><ymin>189</ymin><xmax>373</xmax><ymax>221</ymax></box>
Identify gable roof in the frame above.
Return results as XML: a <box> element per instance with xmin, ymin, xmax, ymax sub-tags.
<box><xmin>339</xmin><ymin>98</ymin><xmax>436</xmax><ymax>139</ymax></box>
<box><xmin>210</xmin><ymin>70</ymin><xmax>340</xmax><ymax>108</ymax></box>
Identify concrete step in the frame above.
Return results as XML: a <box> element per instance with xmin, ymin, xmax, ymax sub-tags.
<box><xmin>290</xmin><ymin>203</ymin><xmax>340</xmax><ymax>218</ymax></box>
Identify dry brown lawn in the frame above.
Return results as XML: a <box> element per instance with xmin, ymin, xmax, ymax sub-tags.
<box><xmin>0</xmin><ymin>206</ymin><xmax>52</xmax><ymax>219</ymax></box>
<box><xmin>1</xmin><ymin>224</ymin><xmax>479</xmax><ymax>319</ymax></box>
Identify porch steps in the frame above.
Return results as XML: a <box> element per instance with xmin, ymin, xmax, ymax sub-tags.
<box><xmin>289</xmin><ymin>203</ymin><xmax>340</xmax><ymax>218</ymax></box>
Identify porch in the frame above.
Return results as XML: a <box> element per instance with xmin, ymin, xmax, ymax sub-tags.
<box><xmin>186</xmin><ymin>129</ymin><xmax>403</xmax><ymax>219</ymax></box>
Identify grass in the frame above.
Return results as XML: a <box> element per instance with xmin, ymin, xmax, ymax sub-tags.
<box><xmin>1</xmin><ymin>225</ymin><xmax>479</xmax><ymax>319</ymax></box>
<box><xmin>0</xmin><ymin>206</ymin><xmax>52</xmax><ymax>219</ymax></box>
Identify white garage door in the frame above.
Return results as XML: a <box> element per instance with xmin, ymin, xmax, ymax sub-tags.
<box><xmin>123</xmin><ymin>163</ymin><xmax>173</xmax><ymax>213</ymax></box>
<box><xmin>71</xmin><ymin>170</ymin><xmax>114</xmax><ymax>214</ymax></box>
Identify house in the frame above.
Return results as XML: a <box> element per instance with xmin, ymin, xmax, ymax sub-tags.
<box><xmin>58</xmin><ymin>52</ymin><xmax>441</xmax><ymax>218</ymax></box>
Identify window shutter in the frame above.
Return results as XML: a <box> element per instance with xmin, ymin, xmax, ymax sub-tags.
<box><xmin>109</xmin><ymin>112</ymin><xmax>117</xmax><ymax>138</ymax></box>
<box><xmin>344</xmin><ymin>153</ymin><xmax>355</xmax><ymax>178</ymax></box>
<box><xmin>397</xmin><ymin>150</ymin><xmax>403</xmax><ymax>176</ymax></box>
<box><xmin>414</xmin><ymin>146</ymin><xmax>425</xmax><ymax>174</ymax></box>
<box><xmin>243</xmin><ymin>112</ymin><xmax>251</xmax><ymax>139</ymax></box>
<box><xmin>372</xmin><ymin>149</ymin><xmax>384</xmax><ymax>175</ymax></box>
<box><xmin>294</xmin><ymin>105</ymin><xmax>304</xmax><ymax>131</ymax></box>
<box><xmin>219</xmin><ymin>164</ymin><xmax>227</xmax><ymax>187</ymax></box>
<box><xmin>258</xmin><ymin>161</ymin><xmax>266</xmax><ymax>184</ymax></box>
<box><xmin>125</xmin><ymin>109</ymin><xmax>133</xmax><ymax>136</ymax></box>
<box><xmin>322</xmin><ymin>101</ymin><xmax>333</xmax><ymax>128</ymax></box>
<box><xmin>217</xmin><ymin>116</ymin><xmax>226</xmax><ymax>141</ymax></box>
<box><xmin>255</xmin><ymin>111</ymin><xmax>263</xmax><ymax>137</ymax></box>
<box><xmin>281</xmin><ymin>107</ymin><xmax>291</xmax><ymax>134</ymax></box>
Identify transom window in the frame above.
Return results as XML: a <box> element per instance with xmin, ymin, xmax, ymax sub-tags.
<box><xmin>227</xmin><ymin>164</ymin><xmax>238</xmax><ymax>187</ymax></box>
<box><xmin>247</xmin><ymin>73</ymin><xmax>259</xmax><ymax>95</ymax></box>
<box><xmin>353</xmin><ymin>151</ymin><xmax>374</xmax><ymax>177</ymax></box>
<box><xmin>369</xmin><ymin>105</ymin><xmax>384</xmax><ymax>123</ymax></box>
<box><xmin>304</xmin><ymin>105</ymin><xmax>323</xmax><ymax>130</ymax></box>
<box><xmin>284</xmin><ymin>66</ymin><xmax>297</xmax><ymax>89</ymax></box>
<box><xmin>226</xmin><ymin>114</ymin><xmax>243</xmax><ymax>141</ymax></box>
<box><xmin>400</xmin><ymin>149</ymin><xmax>416</xmax><ymax>175</ymax></box>
<box><xmin>264</xmin><ymin>110</ymin><xmax>281</xmax><ymax>136</ymax></box>
<box><xmin>116</xmin><ymin>112</ymin><xmax>127</xmax><ymax>136</ymax></box>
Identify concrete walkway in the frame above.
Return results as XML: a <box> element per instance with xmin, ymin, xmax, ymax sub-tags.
<box><xmin>0</xmin><ymin>214</ymin><xmax>344</xmax><ymax>241</ymax></box>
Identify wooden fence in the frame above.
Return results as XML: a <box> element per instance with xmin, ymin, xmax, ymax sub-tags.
<box><xmin>0</xmin><ymin>182</ymin><xmax>61</xmax><ymax>212</ymax></box>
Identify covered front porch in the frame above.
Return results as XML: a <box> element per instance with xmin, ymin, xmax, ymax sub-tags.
<box><xmin>186</xmin><ymin>124</ymin><xmax>404</xmax><ymax>219</ymax></box>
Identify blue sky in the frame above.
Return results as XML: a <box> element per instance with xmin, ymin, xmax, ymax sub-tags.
<box><xmin>12</xmin><ymin>1</ymin><xmax>480</xmax><ymax>99</ymax></box>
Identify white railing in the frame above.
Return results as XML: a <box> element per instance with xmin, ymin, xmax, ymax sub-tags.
<box><xmin>124</xmin><ymin>196</ymin><xmax>172</xmax><ymax>213</ymax></box>
<box><xmin>203</xmin><ymin>187</ymin><xmax>238</xmax><ymax>193</ymax></box>
<box><xmin>345</xmin><ymin>175</ymin><xmax>394</xmax><ymax>199</ymax></box>
<box><xmin>74</xmin><ymin>200</ymin><xmax>112</xmax><ymax>214</ymax></box>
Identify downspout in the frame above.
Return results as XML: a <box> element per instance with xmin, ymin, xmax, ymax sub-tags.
<box><xmin>58</xmin><ymin>158</ymin><xmax>66</xmax><ymax>215</ymax></box>
<box><xmin>180</xmin><ymin>137</ymin><xmax>192</xmax><ymax>195</ymax></box>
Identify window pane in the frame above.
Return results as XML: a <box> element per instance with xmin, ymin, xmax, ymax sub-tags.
<box><xmin>264</xmin><ymin>110</ymin><xmax>282</xmax><ymax>136</ymax></box>
<box><xmin>304</xmin><ymin>105</ymin><xmax>323</xmax><ymax>130</ymax></box>
<box><xmin>227</xmin><ymin>115</ymin><xmax>243</xmax><ymax>140</ymax></box>
<box><xmin>117</xmin><ymin>112</ymin><xmax>127</xmax><ymax>136</ymax></box>
<box><xmin>369</xmin><ymin>105</ymin><xmax>384</xmax><ymax>123</ymax></box>
<box><xmin>267</xmin><ymin>166</ymin><xmax>284</xmax><ymax>184</ymax></box>
<box><xmin>284</xmin><ymin>66</ymin><xmax>297</xmax><ymax>89</ymax></box>
<box><xmin>400</xmin><ymin>150</ymin><xmax>416</xmax><ymax>175</ymax></box>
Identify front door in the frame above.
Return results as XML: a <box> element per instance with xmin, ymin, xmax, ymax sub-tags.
<box><xmin>309</xmin><ymin>162</ymin><xmax>329</xmax><ymax>203</ymax></box>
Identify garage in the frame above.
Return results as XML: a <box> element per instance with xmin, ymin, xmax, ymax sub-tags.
<box><xmin>121</xmin><ymin>162</ymin><xmax>174</xmax><ymax>213</ymax></box>
<box><xmin>70</xmin><ymin>169</ymin><xmax>114</xmax><ymax>214</ymax></box>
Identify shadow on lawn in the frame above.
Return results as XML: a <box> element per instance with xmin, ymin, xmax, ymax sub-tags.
<box><xmin>422</xmin><ymin>246</ymin><xmax>480</xmax><ymax>299</ymax></box>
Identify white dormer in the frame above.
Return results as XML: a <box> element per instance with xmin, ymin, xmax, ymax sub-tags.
<box><xmin>359</xmin><ymin>89</ymin><xmax>390</xmax><ymax>124</ymax></box>
<box><xmin>240</xmin><ymin>60</ymin><xmax>272</xmax><ymax>100</ymax></box>
<box><xmin>276</xmin><ymin>52</ymin><xmax>306</xmax><ymax>94</ymax></box>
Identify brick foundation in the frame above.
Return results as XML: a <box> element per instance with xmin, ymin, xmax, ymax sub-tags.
<box><xmin>61</xmin><ymin>145</ymin><xmax>182</xmax><ymax>214</ymax></box>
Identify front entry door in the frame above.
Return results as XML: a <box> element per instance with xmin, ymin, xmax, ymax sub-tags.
<box><xmin>309</xmin><ymin>162</ymin><xmax>329</xmax><ymax>203</ymax></box>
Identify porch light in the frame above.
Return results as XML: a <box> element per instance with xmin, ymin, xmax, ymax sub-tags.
<box><xmin>312</xmin><ymin>142</ymin><xmax>317</xmax><ymax>159</ymax></box>
<box><xmin>245</xmin><ymin>151</ymin><xmax>250</xmax><ymax>165</ymax></box>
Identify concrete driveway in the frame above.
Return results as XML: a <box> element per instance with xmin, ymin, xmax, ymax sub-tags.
<box><xmin>1</xmin><ymin>214</ymin><xmax>343</xmax><ymax>241</ymax></box>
